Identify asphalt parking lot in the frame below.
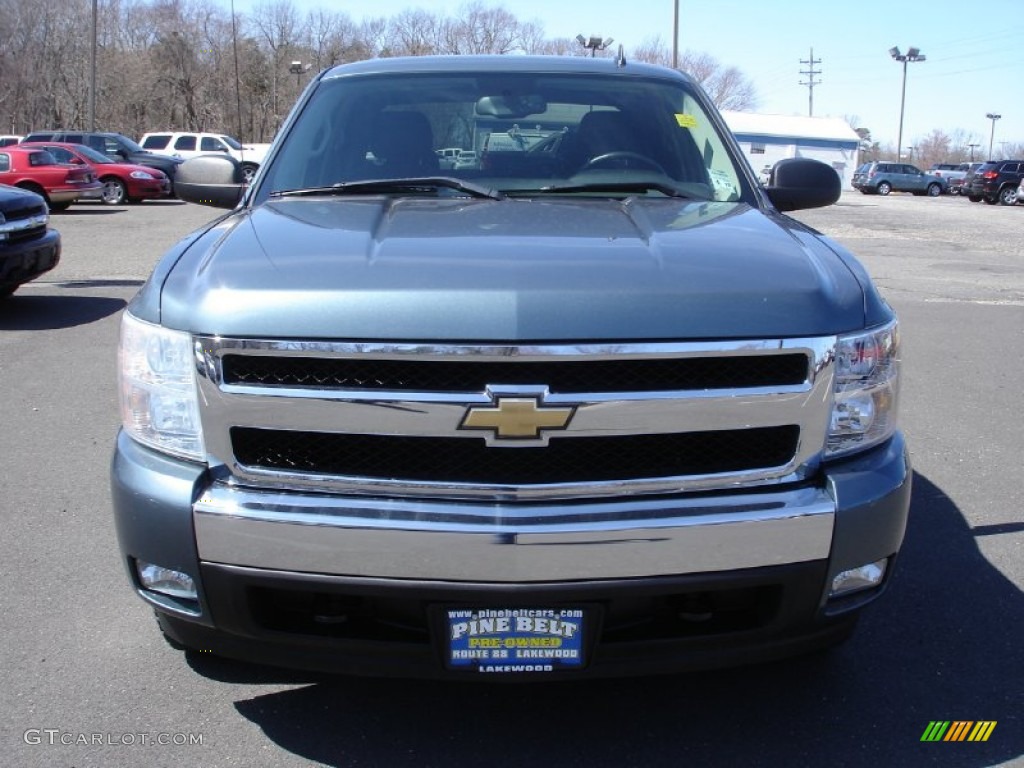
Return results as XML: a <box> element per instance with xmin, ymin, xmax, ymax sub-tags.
<box><xmin>1</xmin><ymin>192</ymin><xmax>1021</xmax><ymax>767</ymax></box>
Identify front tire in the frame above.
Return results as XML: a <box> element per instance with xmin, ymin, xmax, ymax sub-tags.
<box><xmin>100</xmin><ymin>177</ymin><xmax>127</xmax><ymax>205</ymax></box>
<box><xmin>241</xmin><ymin>163</ymin><xmax>259</xmax><ymax>184</ymax></box>
<box><xmin>877</xmin><ymin>181</ymin><xmax>892</xmax><ymax>196</ymax></box>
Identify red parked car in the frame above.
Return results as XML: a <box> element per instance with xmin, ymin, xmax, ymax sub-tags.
<box><xmin>21</xmin><ymin>142</ymin><xmax>170</xmax><ymax>205</ymax></box>
<box><xmin>0</xmin><ymin>147</ymin><xmax>101</xmax><ymax>211</ymax></box>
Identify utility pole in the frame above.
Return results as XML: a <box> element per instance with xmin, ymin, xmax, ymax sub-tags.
<box><xmin>88</xmin><ymin>0</ymin><xmax>97</xmax><ymax>131</ymax></box>
<box><xmin>231</xmin><ymin>0</ymin><xmax>243</xmax><ymax>139</ymax></box>
<box><xmin>799</xmin><ymin>47</ymin><xmax>822</xmax><ymax>117</ymax></box>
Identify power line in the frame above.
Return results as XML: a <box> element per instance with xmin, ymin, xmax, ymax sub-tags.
<box><xmin>799</xmin><ymin>47</ymin><xmax>822</xmax><ymax>116</ymax></box>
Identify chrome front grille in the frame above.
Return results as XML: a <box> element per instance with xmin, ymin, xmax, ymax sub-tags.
<box><xmin>195</xmin><ymin>338</ymin><xmax>836</xmax><ymax>501</ymax></box>
<box><xmin>220</xmin><ymin>353</ymin><xmax>810</xmax><ymax>393</ymax></box>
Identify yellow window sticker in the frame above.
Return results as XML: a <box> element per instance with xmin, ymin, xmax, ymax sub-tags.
<box><xmin>675</xmin><ymin>113</ymin><xmax>698</xmax><ymax>128</ymax></box>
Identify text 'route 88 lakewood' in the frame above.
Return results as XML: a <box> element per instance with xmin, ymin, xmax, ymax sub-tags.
<box><xmin>448</xmin><ymin>609</ymin><xmax>585</xmax><ymax>673</ymax></box>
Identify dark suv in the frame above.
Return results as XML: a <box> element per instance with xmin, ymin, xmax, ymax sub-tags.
<box><xmin>0</xmin><ymin>184</ymin><xmax>61</xmax><ymax>298</ymax></box>
<box><xmin>964</xmin><ymin>160</ymin><xmax>1024</xmax><ymax>205</ymax></box>
<box><xmin>21</xmin><ymin>131</ymin><xmax>183</xmax><ymax>194</ymax></box>
<box><xmin>851</xmin><ymin>161</ymin><xmax>945</xmax><ymax>196</ymax></box>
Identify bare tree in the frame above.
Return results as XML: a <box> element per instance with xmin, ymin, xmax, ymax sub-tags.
<box><xmin>303</xmin><ymin>9</ymin><xmax>365</xmax><ymax>71</ymax></box>
<box><xmin>22</xmin><ymin>0</ymin><xmax>1015</xmax><ymax>155</ymax></box>
<box><xmin>249</xmin><ymin>0</ymin><xmax>304</xmax><ymax>131</ymax></box>
<box><xmin>631</xmin><ymin>38</ymin><xmax>758</xmax><ymax>111</ymax></box>
<box><xmin>387</xmin><ymin>9</ymin><xmax>441</xmax><ymax>56</ymax></box>
<box><xmin>446</xmin><ymin>2</ymin><xmax>521</xmax><ymax>54</ymax></box>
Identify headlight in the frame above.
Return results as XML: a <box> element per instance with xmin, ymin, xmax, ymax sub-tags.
<box><xmin>118</xmin><ymin>312</ymin><xmax>204</xmax><ymax>461</ymax></box>
<box><xmin>130</xmin><ymin>170</ymin><xmax>155</xmax><ymax>180</ymax></box>
<box><xmin>826</xmin><ymin>320</ymin><xmax>900</xmax><ymax>457</ymax></box>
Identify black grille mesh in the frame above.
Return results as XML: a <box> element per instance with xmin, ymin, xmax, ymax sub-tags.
<box><xmin>231</xmin><ymin>426</ymin><xmax>800</xmax><ymax>485</ymax></box>
<box><xmin>222</xmin><ymin>354</ymin><xmax>808</xmax><ymax>393</ymax></box>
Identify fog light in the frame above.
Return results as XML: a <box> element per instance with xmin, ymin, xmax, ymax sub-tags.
<box><xmin>830</xmin><ymin>559</ymin><xmax>887</xmax><ymax>598</ymax></box>
<box><xmin>137</xmin><ymin>561</ymin><xmax>197</xmax><ymax>600</ymax></box>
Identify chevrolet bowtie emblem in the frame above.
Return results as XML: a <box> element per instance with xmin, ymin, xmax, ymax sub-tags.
<box><xmin>460</xmin><ymin>397</ymin><xmax>575</xmax><ymax>441</ymax></box>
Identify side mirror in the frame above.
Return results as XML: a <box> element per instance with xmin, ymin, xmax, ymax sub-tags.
<box><xmin>175</xmin><ymin>155</ymin><xmax>245</xmax><ymax>209</ymax></box>
<box><xmin>764</xmin><ymin>158</ymin><xmax>841</xmax><ymax>212</ymax></box>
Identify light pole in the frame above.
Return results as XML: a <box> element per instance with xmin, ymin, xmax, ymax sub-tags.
<box><xmin>985</xmin><ymin>113</ymin><xmax>1001</xmax><ymax>160</ymax></box>
<box><xmin>575</xmin><ymin>34</ymin><xmax>614</xmax><ymax>57</ymax></box>
<box><xmin>672</xmin><ymin>0</ymin><xmax>679</xmax><ymax>69</ymax></box>
<box><xmin>968</xmin><ymin>143</ymin><xmax>979</xmax><ymax>161</ymax></box>
<box><xmin>889</xmin><ymin>46</ymin><xmax>925</xmax><ymax>163</ymax></box>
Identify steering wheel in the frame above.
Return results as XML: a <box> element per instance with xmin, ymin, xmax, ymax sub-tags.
<box><xmin>578</xmin><ymin>151</ymin><xmax>667</xmax><ymax>175</ymax></box>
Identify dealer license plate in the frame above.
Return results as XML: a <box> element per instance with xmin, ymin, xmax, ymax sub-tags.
<box><xmin>446</xmin><ymin>608</ymin><xmax>586</xmax><ymax>673</ymax></box>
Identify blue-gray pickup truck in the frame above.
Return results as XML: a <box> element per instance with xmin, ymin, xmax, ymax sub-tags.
<box><xmin>111</xmin><ymin>54</ymin><xmax>910</xmax><ymax>679</ymax></box>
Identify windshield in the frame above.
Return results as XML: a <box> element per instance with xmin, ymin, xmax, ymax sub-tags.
<box><xmin>75</xmin><ymin>144</ymin><xmax>115</xmax><ymax>164</ymax></box>
<box><xmin>219</xmin><ymin>135</ymin><xmax>243</xmax><ymax>150</ymax></box>
<box><xmin>117</xmin><ymin>135</ymin><xmax>146</xmax><ymax>153</ymax></box>
<box><xmin>256</xmin><ymin>70</ymin><xmax>748</xmax><ymax>204</ymax></box>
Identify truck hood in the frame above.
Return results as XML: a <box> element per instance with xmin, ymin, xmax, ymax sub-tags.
<box><xmin>160</xmin><ymin>197</ymin><xmax>868</xmax><ymax>340</ymax></box>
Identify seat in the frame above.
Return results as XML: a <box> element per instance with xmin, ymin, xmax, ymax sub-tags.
<box><xmin>568</xmin><ymin>110</ymin><xmax>662</xmax><ymax>174</ymax></box>
<box><xmin>365</xmin><ymin>111</ymin><xmax>439</xmax><ymax>178</ymax></box>
<box><xmin>576</xmin><ymin>111</ymin><xmax>640</xmax><ymax>156</ymax></box>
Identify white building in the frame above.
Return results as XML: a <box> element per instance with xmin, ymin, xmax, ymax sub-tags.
<box><xmin>722</xmin><ymin>111</ymin><xmax>862</xmax><ymax>190</ymax></box>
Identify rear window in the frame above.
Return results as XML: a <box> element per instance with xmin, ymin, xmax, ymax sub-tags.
<box><xmin>28</xmin><ymin>150</ymin><xmax>57</xmax><ymax>166</ymax></box>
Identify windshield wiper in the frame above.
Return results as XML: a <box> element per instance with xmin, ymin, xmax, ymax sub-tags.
<box><xmin>271</xmin><ymin>177</ymin><xmax>506</xmax><ymax>200</ymax></box>
<box><xmin>529</xmin><ymin>181</ymin><xmax>694</xmax><ymax>199</ymax></box>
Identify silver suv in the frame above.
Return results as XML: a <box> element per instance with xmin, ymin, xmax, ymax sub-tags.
<box><xmin>852</xmin><ymin>161</ymin><xmax>946</xmax><ymax>196</ymax></box>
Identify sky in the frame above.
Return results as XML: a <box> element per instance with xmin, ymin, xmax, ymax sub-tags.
<box><xmin>232</xmin><ymin>0</ymin><xmax>1022</xmax><ymax>155</ymax></box>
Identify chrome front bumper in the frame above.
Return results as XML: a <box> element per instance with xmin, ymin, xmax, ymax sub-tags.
<box><xmin>193</xmin><ymin>483</ymin><xmax>835</xmax><ymax>582</ymax></box>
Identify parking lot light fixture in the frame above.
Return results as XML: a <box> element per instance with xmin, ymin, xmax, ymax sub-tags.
<box><xmin>985</xmin><ymin>113</ymin><xmax>1001</xmax><ymax>160</ymax></box>
<box><xmin>289</xmin><ymin>60</ymin><xmax>311</xmax><ymax>87</ymax></box>
<box><xmin>889</xmin><ymin>46</ymin><xmax>925</xmax><ymax>164</ymax></box>
<box><xmin>576</xmin><ymin>34</ymin><xmax>614</xmax><ymax>57</ymax></box>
